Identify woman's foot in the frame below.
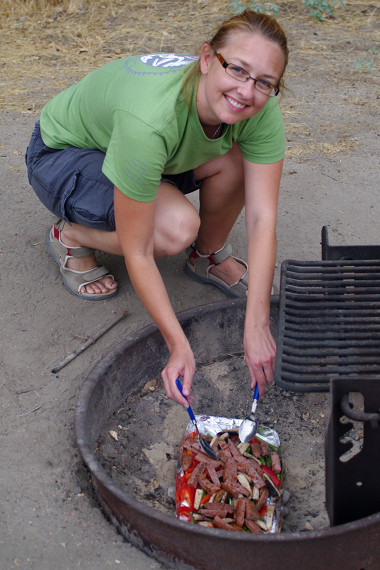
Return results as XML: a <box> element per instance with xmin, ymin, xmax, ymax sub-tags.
<box><xmin>60</xmin><ymin>223</ymin><xmax>117</xmax><ymax>295</ymax></box>
<box><xmin>46</xmin><ymin>220</ymin><xmax>118</xmax><ymax>300</ymax></box>
<box><xmin>185</xmin><ymin>242</ymin><xmax>248</xmax><ymax>298</ymax></box>
<box><xmin>207</xmin><ymin>255</ymin><xmax>246</xmax><ymax>285</ymax></box>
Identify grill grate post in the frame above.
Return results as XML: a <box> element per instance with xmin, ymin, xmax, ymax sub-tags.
<box><xmin>326</xmin><ymin>377</ymin><xmax>380</xmax><ymax>525</ymax></box>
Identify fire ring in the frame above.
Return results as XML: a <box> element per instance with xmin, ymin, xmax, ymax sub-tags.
<box><xmin>74</xmin><ymin>298</ymin><xmax>380</xmax><ymax>569</ymax></box>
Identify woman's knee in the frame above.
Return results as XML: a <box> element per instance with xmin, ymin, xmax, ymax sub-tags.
<box><xmin>159</xmin><ymin>206</ymin><xmax>200</xmax><ymax>255</ymax></box>
<box><xmin>154</xmin><ymin>188</ymin><xmax>200</xmax><ymax>255</ymax></box>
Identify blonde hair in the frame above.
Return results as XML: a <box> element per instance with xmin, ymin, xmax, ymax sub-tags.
<box><xmin>182</xmin><ymin>9</ymin><xmax>289</xmax><ymax>105</ymax></box>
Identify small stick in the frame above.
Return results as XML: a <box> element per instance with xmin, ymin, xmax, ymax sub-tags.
<box><xmin>51</xmin><ymin>310</ymin><xmax>128</xmax><ymax>373</ymax></box>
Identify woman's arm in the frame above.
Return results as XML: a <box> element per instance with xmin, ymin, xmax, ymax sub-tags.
<box><xmin>243</xmin><ymin>158</ymin><xmax>284</xmax><ymax>395</ymax></box>
<box><xmin>113</xmin><ymin>186</ymin><xmax>195</xmax><ymax>405</ymax></box>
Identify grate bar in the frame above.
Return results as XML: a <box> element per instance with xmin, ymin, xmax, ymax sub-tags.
<box><xmin>275</xmin><ymin>259</ymin><xmax>380</xmax><ymax>391</ymax></box>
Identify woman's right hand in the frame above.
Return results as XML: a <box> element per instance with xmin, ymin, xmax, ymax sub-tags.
<box><xmin>160</xmin><ymin>342</ymin><xmax>196</xmax><ymax>407</ymax></box>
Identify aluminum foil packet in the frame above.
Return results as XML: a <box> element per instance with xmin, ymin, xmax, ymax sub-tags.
<box><xmin>176</xmin><ymin>415</ymin><xmax>283</xmax><ymax>534</ymax></box>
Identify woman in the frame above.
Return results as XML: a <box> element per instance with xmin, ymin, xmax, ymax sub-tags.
<box><xmin>25</xmin><ymin>10</ymin><xmax>289</xmax><ymax>406</ymax></box>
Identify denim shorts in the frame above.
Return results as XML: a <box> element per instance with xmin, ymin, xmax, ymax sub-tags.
<box><xmin>25</xmin><ymin>121</ymin><xmax>201</xmax><ymax>232</ymax></box>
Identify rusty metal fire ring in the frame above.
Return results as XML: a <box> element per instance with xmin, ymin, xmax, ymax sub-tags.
<box><xmin>74</xmin><ymin>297</ymin><xmax>380</xmax><ymax>570</ymax></box>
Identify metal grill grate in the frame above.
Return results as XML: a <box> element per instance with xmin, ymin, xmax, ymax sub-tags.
<box><xmin>275</xmin><ymin>259</ymin><xmax>380</xmax><ymax>392</ymax></box>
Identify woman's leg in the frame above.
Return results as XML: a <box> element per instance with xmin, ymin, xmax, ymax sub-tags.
<box><xmin>26</xmin><ymin>122</ymin><xmax>198</xmax><ymax>296</ymax></box>
<box><xmin>59</xmin><ymin>181</ymin><xmax>200</xmax><ymax>294</ymax></box>
<box><xmin>193</xmin><ymin>143</ymin><xmax>246</xmax><ymax>285</ymax></box>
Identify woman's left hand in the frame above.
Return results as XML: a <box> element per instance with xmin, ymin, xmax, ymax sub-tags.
<box><xmin>243</xmin><ymin>324</ymin><xmax>276</xmax><ymax>396</ymax></box>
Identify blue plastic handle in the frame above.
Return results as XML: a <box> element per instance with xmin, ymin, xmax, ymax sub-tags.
<box><xmin>175</xmin><ymin>378</ymin><xmax>195</xmax><ymax>422</ymax></box>
<box><xmin>253</xmin><ymin>383</ymin><xmax>260</xmax><ymax>401</ymax></box>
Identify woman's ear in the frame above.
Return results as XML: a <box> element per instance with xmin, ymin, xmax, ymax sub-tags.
<box><xmin>199</xmin><ymin>42</ymin><xmax>214</xmax><ymax>75</ymax></box>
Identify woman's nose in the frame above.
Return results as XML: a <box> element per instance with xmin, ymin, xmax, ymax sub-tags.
<box><xmin>236</xmin><ymin>78</ymin><xmax>256</xmax><ymax>98</ymax></box>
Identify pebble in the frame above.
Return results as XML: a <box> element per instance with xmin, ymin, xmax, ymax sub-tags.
<box><xmin>304</xmin><ymin>522</ymin><xmax>314</xmax><ymax>531</ymax></box>
<box><xmin>282</xmin><ymin>490</ymin><xmax>291</xmax><ymax>505</ymax></box>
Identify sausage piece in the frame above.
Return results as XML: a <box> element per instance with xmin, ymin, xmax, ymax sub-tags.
<box><xmin>235</xmin><ymin>498</ymin><xmax>246</xmax><ymax>527</ymax></box>
<box><xmin>187</xmin><ymin>462</ymin><xmax>206</xmax><ymax>488</ymax></box>
<box><xmin>271</xmin><ymin>452</ymin><xmax>282</xmax><ymax>474</ymax></box>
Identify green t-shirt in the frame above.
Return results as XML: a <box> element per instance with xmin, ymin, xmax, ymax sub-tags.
<box><xmin>40</xmin><ymin>53</ymin><xmax>285</xmax><ymax>202</ymax></box>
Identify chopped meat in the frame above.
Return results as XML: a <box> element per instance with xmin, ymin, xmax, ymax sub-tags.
<box><xmin>221</xmin><ymin>481</ymin><xmax>250</xmax><ymax>499</ymax></box>
<box><xmin>251</xmin><ymin>439</ymin><xmax>262</xmax><ymax>458</ymax></box>
<box><xmin>271</xmin><ymin>451</ymin><xmax>281</xmax><ymax>474</ymax></box>
<box><xmin>244</xmin><ymin>499</ymin><xmax>260</xmax><ymax>521</ymax></box>
<box><xmin>194</xmin><ymin>453</ymin><xmax>221</xmax><ymax>468</ymax></box>
<box><xmin>213</xmin><ymin>516</ymin><xmax>245</xmax><ymax>532</ymax></box>
<box><xmin>260</xmin><ymin>441</ymin><xmax>270</xmax><ymax>457</ymax></box>
<box><xmin>235</xmin><ymin>458</ymin><xmax>266</xmax><ymax>489</ymax></box>
<box><xmin>218</xmin><ymin>439</ymin><xmax>232</xmax><ymax>457</ymax></box>
<box><xmin>235</xmin><ymin>498</ymin><xmax>246</xmax><ymax>527</ymax></box>
<box><xmin>180</xmin><ymin>449</ymin><xmax>194</xmax><ymax>471</ymax></box>
<box><xmin>245</xmin><ymin>520</ymin><xmax>263</xmax><ymax>534</ymax></box>
<box><xmin>227</xmin><ymin>438</ymin><xmax>242</xmax><ymax>460</ymax></box>
<box><xmin>256</xmin><ymin>487</ymin><xmax>269</xmax><ymax>512</ymax></box>
<box><xmin>207</xmin><ymin>464</ymin><xmax>221</xmax><ymax>487</ymax></box>
<box><xmin>199</xmin><ymin>477</ymin><xmax>221</xmax><ymax>494</ymax></box>
<box><xmin>182</xmin><ymin>439</ymin><xmax>201</xmax><ymax>454</ymax></box>
<box><xmin>223</xmin><ymin>457</ymin><xmax>238</xmax><ymax>484</ymax></box>
<box><xmin>200</xmin><ymin>503</ymin><xmax>234</xmax><ymax>518</ymax></box>
<box><xmin>187</xmin><ymin>462</ymin><xmax>206</xmax><ymax>488</ymax></box>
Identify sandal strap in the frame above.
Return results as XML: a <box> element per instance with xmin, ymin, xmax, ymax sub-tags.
<box><xmin>52</xmin><ymin>222</ymin><xmax>94</xmax><ymax>258</ymax></box>
<box><xmin>190</xmin><ymin>242</ymin><xmax>233</xmax><ymax>267</ymax></box>
<box><xmin>61</xmin><ymin>264</ymin><xmax>114</xmax><ymax>293</ymax></box>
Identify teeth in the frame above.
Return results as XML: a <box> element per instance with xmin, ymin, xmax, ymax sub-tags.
<box><xmin>226</xmin><ymin>96</ymin><xmax>245</xmax><ymax>110</ymax></box>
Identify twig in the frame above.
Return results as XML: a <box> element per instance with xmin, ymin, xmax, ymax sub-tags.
<box><xmin>51</xmin><ymin>309</ymin><xmax>128</xmax><ymax>373</ymax></box>
<box><xmin>17</xmin><ymin>406</ymin><xmax>41</xmax><ymax>417</ymax></box>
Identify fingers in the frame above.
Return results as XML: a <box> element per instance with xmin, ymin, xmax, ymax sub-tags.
<box><xmin>249</xmin><ymin>359</ymin><xmax>274</xmax><ymax>395</ymax></box>
<box><xmin>181</xmin><ymin>369</ymin><xmax>193</xmax><ymax>399</ymax></box>
<box><xmin>161</xmin><ymin>371</ymin><xmax>188</xmax><ymax>406</ymax></box>
<box><xmin>244</xmin><ymin>330</ymin><xmax>276</xmax><ymax>396</ymax></box>
<box><xmin>160</xmin><ymin>351</ymin><xmax>196</xmax><ymax>406</ymax></box>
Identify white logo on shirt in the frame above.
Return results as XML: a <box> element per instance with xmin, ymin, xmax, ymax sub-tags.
<box><xmin>140</xmin><ymin>54</ymin><xmax>198</xmax><ymax>68</ymax></box>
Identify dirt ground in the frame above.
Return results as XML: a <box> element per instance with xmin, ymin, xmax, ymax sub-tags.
<box><xmin>1</xmin><ymin>1</ymin><xmax>379</xmax><ymax>569</ymax></box>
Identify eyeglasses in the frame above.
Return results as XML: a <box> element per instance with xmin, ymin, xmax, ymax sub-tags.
<box><xmin>216</xmin><ymin>53</ymin><xmax>279</xmax><ymax>97</ymax></box>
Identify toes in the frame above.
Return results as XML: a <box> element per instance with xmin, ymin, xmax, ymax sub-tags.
<box><xmin>81</xmin><ymin>277</ymin><xmax>117</xmax><ymax>295</ymax></box>
<box><xmin>102</xmin><ymin>276</ymin><xmax>117</xmax><ymax>290</ymax></box>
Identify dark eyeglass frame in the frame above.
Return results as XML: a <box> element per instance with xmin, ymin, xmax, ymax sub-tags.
<box><xmin>216</xmin><ymin>53</ymin><xmax>280</xmax><ymax>97</ymax></box>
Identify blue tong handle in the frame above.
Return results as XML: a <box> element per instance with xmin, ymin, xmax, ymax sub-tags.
<box><xmin>176</xmin><ymin>378</ymin><xmax>196</xmax><ymax>422</ymax></box>
<box><xmin>251</xmin><ymin>383</ymin><xmax>260</xmax><ymax>412</ymax></box>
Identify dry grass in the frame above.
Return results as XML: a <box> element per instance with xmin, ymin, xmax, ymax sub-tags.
<box><xmin>1</xmin><ymin>0</ymin><xmax>378</xmax><ymax>159</ymax></box>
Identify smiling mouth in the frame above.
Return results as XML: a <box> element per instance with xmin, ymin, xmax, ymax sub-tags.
<box><xmin>225</xmin><ymin>95</ymin><xmax>247</xmax><ymax>110</ymax></box>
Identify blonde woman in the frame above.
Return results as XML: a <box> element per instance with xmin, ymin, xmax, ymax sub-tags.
<box><xmin>26</xmin><ymin>10</ymin><xmax>289</xmax><ymax>405</ymax></box>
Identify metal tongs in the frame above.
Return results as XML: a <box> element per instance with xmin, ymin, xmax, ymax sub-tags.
<box><xmin>176</xmin><ymin>379</ymin><xmax>217</xmax><ymax>460</ymax></box>
<box><xmin>239</xmin><ymin>383</ymin><xmax>260</xmax><ymax>443</ymax></box>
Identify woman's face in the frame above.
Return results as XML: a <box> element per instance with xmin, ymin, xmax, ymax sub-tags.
<box><xmin>197</xmin><ymin>31</ymin><xmax>286</xmax><ymax>126</ymax></box>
